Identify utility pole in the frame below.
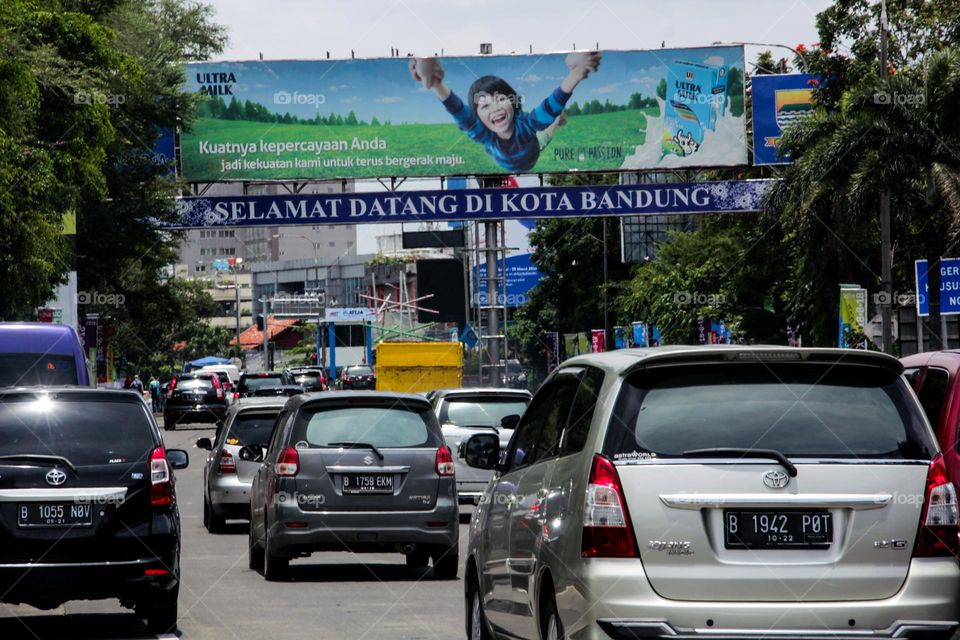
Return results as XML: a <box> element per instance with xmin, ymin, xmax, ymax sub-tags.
<box><xmin>485</xmin><ymin>221</ymin><xmax>500</xmax><ymax>386</ymax></box>
<box><xmin>603</xmin><ymin>218</ymin><xmax>611</xmax><ymax>350</ymax></box>
<box><xmin>879</xmin><ymin>0</ymin><xmax>893</xmax><ymax>354</ymax></box>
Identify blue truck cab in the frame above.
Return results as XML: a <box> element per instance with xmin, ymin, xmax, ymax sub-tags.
<box><xmin>0</xmin><ymin>323</ymin><xmax>90</xmax><ymax>387</ymax></box>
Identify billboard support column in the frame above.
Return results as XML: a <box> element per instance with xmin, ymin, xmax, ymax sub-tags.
<box><xmin>485</xmin><ymin>221</ymin><xmax>501</xmax><ymax>387</ymax></box>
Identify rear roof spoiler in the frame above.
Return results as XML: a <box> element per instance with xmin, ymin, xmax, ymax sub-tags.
<box><xmin>621</xmin><ymin>347</ymin><xmax>904</xmax><ymax>377</ymax></box>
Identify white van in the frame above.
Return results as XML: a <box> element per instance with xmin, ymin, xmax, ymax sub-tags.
<box><xmin>198</xmin><ymin>364</ymin><xmax>241</xmax><ymax>386</ymax></box>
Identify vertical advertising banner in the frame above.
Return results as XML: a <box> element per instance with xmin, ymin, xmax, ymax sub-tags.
<box><xmin>544</xmin><ymin>331</ymin><xmax>560</xmax><ymax>372</ymax></box>
<box><xmin>750</xmin><ymin>74</ymin><xmax>817</xmax><ymax>165</ymax></box>
<box><xmin>181</xmin><ymin>46</ymin><xmax>746</xmax><ymax>181</ymax></box>
<box><xmin>838</xmin><ymin>285</ymin><xmax>868</xmax><ymax>348</ymax></box>
<box><xmin>591</xmin><ymin>329</ymin><xmax>606</xmax><ymax>353</ymax></box>
<box><xmin>631</xmin><ymin>321</ymin><xmax>648</xmax><ymax>347</ymax></box>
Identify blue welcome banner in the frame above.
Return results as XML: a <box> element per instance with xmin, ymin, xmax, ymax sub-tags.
<box><xmin>171</xmin><ymin>180</ymin><xmax>772</xmax><ymax>228</ymax></box>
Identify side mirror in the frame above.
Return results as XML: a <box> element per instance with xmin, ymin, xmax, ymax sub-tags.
<box><xmin>238</xmin><ymin>443</ymin><xmax>265</xmax><ymax>462</ymax></box>
<box><xmin>463</xmin><ymin>433</ymin><xmax>500</xmax><ymax>471</ymax></box>
<box><xmin>196</xmin><ymin>437</ymin><xmax>213</xmax><ymax>450</ymax></box>
<box><xmin>167</xmin><ymin>449</ymin><xmax>189</xmax><ymax>470</ymax></box>
<box><xmin>500</xmin><ymin>414</ymin><xmax>520</xmax><ymax>430</ymax></box>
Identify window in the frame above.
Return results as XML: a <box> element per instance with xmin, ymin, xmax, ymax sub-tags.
<box><xmin>561</xmin><ymin>367</ymin><xmax>604</xmax><ymax>455</ymax></box>
<box><xmin>0</xmin><ymin>354</ymin><xmax>78</xmax><ymax>386</ymax></box>
<box><xmin>226</xmin><ymin>411</ymin><xmax>281</xmax><ymax>447</ymax></box>
<box><xmin>507</xmin><ymin>374</ymin><xmax>580</xmax><ymax>470</ymax></box>
<box><xmin>328</xmin><ymin>241</ymin><xmax>336</xmax><ymax>247</ymax></box>
<box><xmin>914</xmin><ymin>368</ymin><xmax>949</xmax><ymax>431</ymax></box>
<box><xmin>439</xmin><ymin>397</ymin><xmax>529</xmax><ymax>427</ymax></box>
<box><xmin>292</xmin><ymin>404</ymin><xmax>435</xmax><ymax>448</ymax></box>
<box><xmin>604</xmin><ymin>363</ymin><xmax>935</xmax><ymax>460</ymax></box>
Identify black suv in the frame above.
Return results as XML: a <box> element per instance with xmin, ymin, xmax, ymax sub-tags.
<box><xmin>0</xmin><ymin>388</ymin><xmax>189</xmax><ymax>634</ymax></box>
<box><xmin>163</xmin><ymin>372</ymin><xmax>228</xmax><ymax>430</ymax></box>
<box><xmin>284</xmin><ymin>366</ymin><xmax>328</xmax><ymax>391</ymax></box>
<box><xmin>235</xmin><ymin>371</ymin><xmax>294</xmax><ymax>399</ymax></box>
<box><xmin>338</xmin><ymin>364</ymin><xmax>376</xmax><ymax>390</ymax></box>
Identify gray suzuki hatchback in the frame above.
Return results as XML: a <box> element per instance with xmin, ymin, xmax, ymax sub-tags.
<box><xmin>463</xmin><ymin>346</ymin><xmax>960</xmax><ymax>640</ymax></box>
<box><xmin>248</xmin><ymin>391</ymin><xmax>459</xmax><ymax>580</ymax></box>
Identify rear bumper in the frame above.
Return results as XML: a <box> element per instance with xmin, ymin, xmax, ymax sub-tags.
<box><xmin>0</xmin><ymin>557</ymin><xmax>178</xmax><ymax>605</ymax></box>
<box><xmin>267</xmin><ymin>500</ymin><xmax>458</xmax><ymax>557</ymax></box>
<box><xmin>164</xmin><ymin>405</ymin><xmax>226</xmax><ymax>423</ymax></box>
<box><xmin>209</xmin><ymin>475</ymin><xmax>253</xmax><ymax>517</ymax></box>
<box><xmin>574</xmin><ymin>558</ymin><xmax>960</xmax><ymax>640</ymax></box>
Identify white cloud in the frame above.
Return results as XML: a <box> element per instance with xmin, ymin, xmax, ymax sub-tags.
<box><xmin>327</xmin><ymin>84</ymin><xmax>350</xmax><ymax>91</ymax></box>
<box><xmin>703</xmin><ymin>56</ymin><xmax>725</xmax><ymax>66</ymax></box>
<box><xmin>339</xmin><ymin>96</ymin><xmax>361</xmax><ymax>104</ymax></box>
<box><xmin>516</xmin><ymin>74</ymin><xmax>542</xmax><ymax>83</ymax></box>
<box><xmin>374</xmin><ymin>96</ymin><xmax>403</xmax><ymax>104</ymax></box>
<box><xmin>592</xmin><ymin>83</ymin><xmax>621</xmax><ymax>94</ymax></box>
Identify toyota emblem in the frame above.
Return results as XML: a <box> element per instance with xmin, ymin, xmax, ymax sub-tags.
<box><xmin>762</xmin><ymin>469</ymin><xmax>789</xmax><ymax>489</ymax></box>
<box><xmin>45</xmin><ymin>468</ymin><xmax>67</xmax><ymax>486</ymax></box>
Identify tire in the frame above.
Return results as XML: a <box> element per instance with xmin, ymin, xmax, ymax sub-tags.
<box><xmin>140</xmin><ymin>590</ymin><xmax>178</xmax><ymax>635</ymax></box>
<box><xmin>431</xmin><ymin>544</ymin><xmax>458</xmax><ymax>580</ymax></box>
<box><xmin>542</xmin><ymin>595</ymin><xmax>564</xmax><ymax>640</ymax></box>
<box><xmin>467</xmin><ymin>576</ymin><xmax>493</xmax><ymax>640</ymax></box>
<box><xmin>405</xmin><ymin>550</ymin><xmax>430</xmax><ymax>569</ymax></box>
<box><xmin>248</xmin><ymin>520</ymin><xmax>264</xmax><ymax>572</ymax></box>
<box><xmin>204</xmin><ymin>497</ymin><xmax>226</xmax><ymax>534</ymax></box>
<box><xmin>263</xmin><ymin>528</ymin><xmax>289</xmax><ymax>581</ymax></box>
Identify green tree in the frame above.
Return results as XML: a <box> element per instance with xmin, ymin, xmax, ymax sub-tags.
<box><xmin>345</xmin><ymin>110</ymin><xmax>358</xmax><ymax>126</ymax></box>
<box><xmin>565</xmin><ymin>101</ymin><xmax>580</xmax><ymax>116</ymax></box>
<box><xmin>656</xmin><ymin>77</ymin><xmax>667</xmax><ymax>100</ymax></box>
<box><xmin>766</xmin><ymin>49</ymin><xmax>960</xmax><ymax>345</ymax></box>
<box><xmin>726</xmin><ymin>67</ymin><xmax>744</xmax><ymax>117</ymax></box>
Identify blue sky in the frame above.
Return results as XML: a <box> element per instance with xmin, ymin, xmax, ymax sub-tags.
<box><xmin>187</xmin><ymin>46</ymin><xmax>743</xmax><ymax>124</ymax></box>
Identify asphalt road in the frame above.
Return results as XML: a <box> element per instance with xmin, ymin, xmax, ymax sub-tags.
<box><xmin>0</xmin><ymin>417</ymin><xmax>468</xmax><ymax>640</ymax></box>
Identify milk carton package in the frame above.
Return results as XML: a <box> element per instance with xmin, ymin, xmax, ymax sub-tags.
<box><xmin>662</xmin><ymin>59</ymin><xmax>729</xmax><ymax>159</ymax></box>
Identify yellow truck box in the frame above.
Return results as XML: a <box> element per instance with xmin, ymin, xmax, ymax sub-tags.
<box><xmin>375</xmin><ymin>341</ymin><xmax>463</xmax><ymax>393</ymax></box>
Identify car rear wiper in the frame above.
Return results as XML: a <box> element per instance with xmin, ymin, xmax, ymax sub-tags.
<box><xmin>680</xmin><ymin>448</ymin><xmax>797</xmax><ymax>477</ymax></box>
<box><xmin>0</xmin><ymin>454</ymin><xmax>79</xmax><ymax>475</ymax></box>
<box><xmin>327</xmin><ymin>441</ymin><xmax>385</xmax><ymax>461</ymax></box>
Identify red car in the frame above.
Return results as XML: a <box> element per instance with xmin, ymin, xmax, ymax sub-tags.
<box><xmin>901</xmin><ymin>351</ymin><xmax>960</xmax><ymax>483</ymax></box>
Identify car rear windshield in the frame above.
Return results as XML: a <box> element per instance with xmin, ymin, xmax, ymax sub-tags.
<box><xmin>440</xmin><ymin>397</ymin><xmax>529</xmax><ymax>427</ymax></box>
<box><xmin>240</xmin><ymin>375</ymin><xmax>283</xmax><ymax>392</ymax></box>
<box><xmin>292</xmin><ymin>403</ymin><xmax>436</xmax><ymax>448</ymax></box>
<box><xmin>0</xmin><ymin>353</ymin><xmax>79</xmax><ymax>386</ymax></box>
<box><xmin>0</xmin><ymin>396</ymin><xmax>155</xmax><ymax>466</ymax></box>
<box><xmin>604</xmin><ymin>363</ymin><xmax>935</xmax><ymax>460</ymax></box>
<box><xmin>177</xmin><ymin>378</ymin><xmax>213</xmax><ymax>390</ymax></box>
<box><xmin>346</xmin><ymin>366</ymin><xmax>373</xmax><ymax>376</ymax></box>
<box><xmin>294</xmin><ymin>372</ymin><xmax>322</xmax><ymax>383</ymax></box>
<box><xmin>226</xmin><ymin>411</ymin><xmax>279</xmax><ymax>447</ymax></box>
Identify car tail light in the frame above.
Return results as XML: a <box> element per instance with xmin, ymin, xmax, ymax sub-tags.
<box><xmin>274</xmin><ymin>447</ymin><xmax>299</xmax><ymax>476</ymax></box>
<box><xmin>436</xmin><ymin>445</ymin><xmax>455</xmax><ymax>476</ymax></box>
<box><xmin>233</xmin><ymin>391</ymin><xmax>239</xmax><ymax>399</ymax></box>
<box><xmin>150</xmin><ymin>447</ymin><xmax>174</xmax><ymax>507</ymax></box>
<box><xmin>217</xmin><ymin>449</ymin><xmax>236</xmax><ymax>475</ymax></box>
<box><xmin>913</xmin><ymin>454</ymin><xmax>960</xmax><ymax>557</ymax></box>
<box><xmin>581</xmin><ymin>454</ymin><xmax>637</xmax><ymax>558</ymax></box>
<box><xmin>167</xmin><ymin>378</ymin><xmax>177</xmax><ymax>399</ymax></box>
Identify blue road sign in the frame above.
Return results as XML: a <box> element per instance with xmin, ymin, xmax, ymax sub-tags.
<box><xmin>915</xmin><ymin>258</ymin><xmax>960</xmax><ymax>316</ymax></box>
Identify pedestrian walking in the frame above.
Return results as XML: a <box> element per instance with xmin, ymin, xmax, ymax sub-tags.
<box><xmin>148</xmin><ymin>375</ymin><xmax>161</xmax><ymax>413</ymax></box>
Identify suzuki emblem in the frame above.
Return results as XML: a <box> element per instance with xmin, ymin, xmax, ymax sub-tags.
<box><xmin>363</xmin><ymin>455</ymin><xmax>374</xmax><ymax>465</ymax></box>
<box><xmin>45</xmin><ymin>468</ymin><xmax>67</xmax><ymax>486</ymax></box>
<box><xmin>762</xmin><ymin>469</ymin><xmax>789</xmax><ymax>489</ymax></box>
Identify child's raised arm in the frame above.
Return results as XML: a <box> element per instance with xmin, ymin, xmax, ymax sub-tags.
<box><xmin>560</xmin><ymin>51</ymin><xmax>601</xmax><ymax>94</ymax></box>
<box><xmin>408</xmin><ymin>57</ymin><xmax>451</xmax><ymax>100</ymax></box>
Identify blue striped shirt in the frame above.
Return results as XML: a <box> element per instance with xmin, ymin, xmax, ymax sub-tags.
<box><xmin>442</xmin><ymin>87</ymin><xmax>571</xmax><ymax>172</ymax></box>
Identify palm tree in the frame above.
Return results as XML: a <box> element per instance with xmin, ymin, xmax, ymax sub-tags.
<box><xmin>764</xmin><ymin>48</ymin><xmax>960</xmax><ymax>347</ymax></box>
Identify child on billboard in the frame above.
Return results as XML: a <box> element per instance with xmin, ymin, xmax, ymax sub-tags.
<box><xmin>408</xmin><ymin>52</ymin><xmax>601</xmax><ymax>172</ymax></box>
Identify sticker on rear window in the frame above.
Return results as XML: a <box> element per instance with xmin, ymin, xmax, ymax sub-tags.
<box><xmin>295</xmin><ymin>440</ymin><xmax>309</xmax><ymax>449</ymax></box>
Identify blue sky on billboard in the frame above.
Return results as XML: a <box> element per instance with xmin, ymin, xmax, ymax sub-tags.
<box><xmin>186</xmin><ymin>48</ymin><xmax>742</xmax><ymax>125</ymax></box>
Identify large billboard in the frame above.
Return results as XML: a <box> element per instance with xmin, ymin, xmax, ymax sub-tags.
<box><xmin>181</xmin><ymin>46</ymin><xmax>746</xmax><ymax>181</ymax></box>
<box><xmin>751</xmin><ymin>74</ymin><xmax>816</xmax><ymax>165</ymax></box>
